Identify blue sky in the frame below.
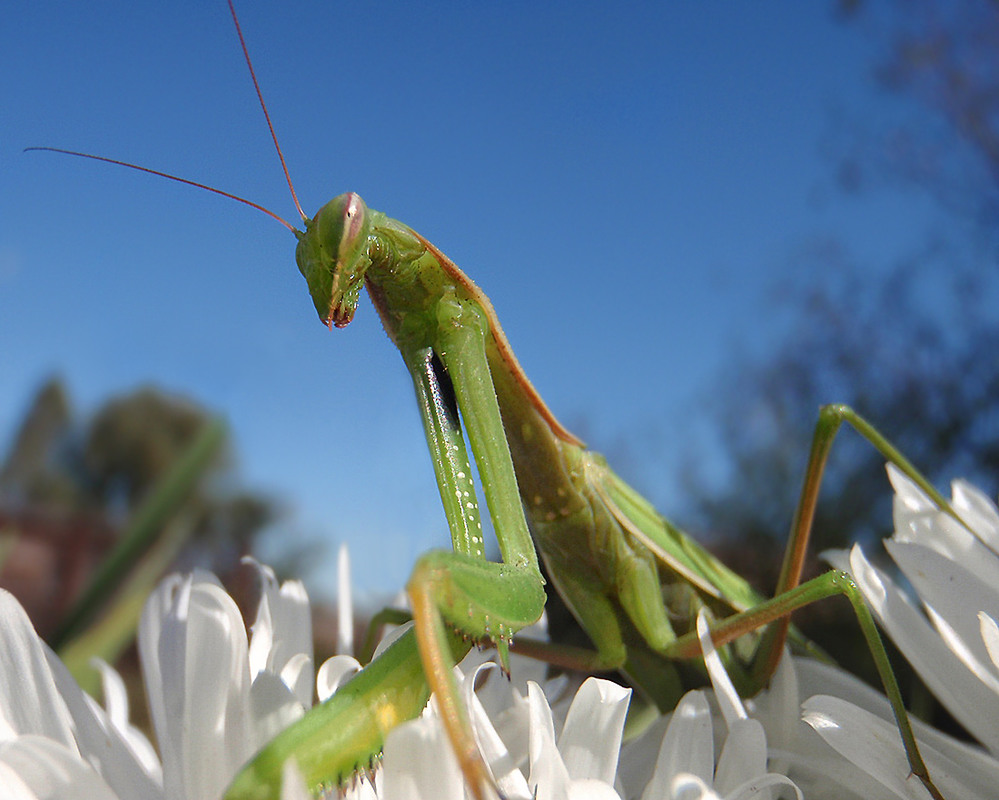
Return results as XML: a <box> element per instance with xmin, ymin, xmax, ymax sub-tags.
<box><xmin>1</xmin><ymin>2</ymin><xmax>936</xmax><ymax>599</ymax></box>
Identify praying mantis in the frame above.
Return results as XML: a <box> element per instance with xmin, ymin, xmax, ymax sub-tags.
<box><xmin>28</xmin><ymin>4</ymin><xmax>960</xmax><ymax>800</ymax></box>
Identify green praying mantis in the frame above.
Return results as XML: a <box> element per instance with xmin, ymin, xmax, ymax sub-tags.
<box><xmin>30</xmin><ymin>4</ymin><xmax>962</xmax><ymax>799</ymax></box>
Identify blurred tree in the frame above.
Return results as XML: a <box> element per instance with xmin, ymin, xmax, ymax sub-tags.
<box><xmin>0</xmin><ymin>378</ymin><xmax>291</xmax><ymax>632</ymax></box>
<box><xmin>0</xmin><ymin>378</ymin><xmax>76</xmax><ymax>506</ymax></box>
<box><xmin>682</xmin><ymin>250</ymin><xmax>999</xmax><ymax>587</ymax></box>
<box><xmin>84</xmin><ymin>387</ymin><xmax>220</xmax><ymax>508</ymax></box>
<box><xmin>834</xmin><ymin>0</ymin><xmax>999</xmax><ymax>237</ymax></box>
<box><xmin>81</xmin><ymin>386</ymin><xmax>283</xmax><ymax>576</ymax></box>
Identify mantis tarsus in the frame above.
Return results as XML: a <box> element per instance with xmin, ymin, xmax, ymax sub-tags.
<box><xmin>33</xmin><ymin>4</ymin><xmax>960</xmax><ymax>799</ymax></box>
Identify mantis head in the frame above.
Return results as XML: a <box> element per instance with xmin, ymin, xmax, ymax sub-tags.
<box><xmin>295</xmin><ymin>192</ymin><xmax>373</xmax><ymax>329</ymax></box>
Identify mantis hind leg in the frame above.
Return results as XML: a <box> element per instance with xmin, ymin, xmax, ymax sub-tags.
<box><xmin>756</xmin><ymin>403</ymin><xmax>960</xmax><ymax>679</ymax></box>
<box><xmin>662</xmin><ymin>569</ymin><xmax>945</xmax><ymax>800</ymax></box>
<box><xmin>664</xmin><ymin>404</ymin><xmax>959</xmax><ymax>800</ymax></box>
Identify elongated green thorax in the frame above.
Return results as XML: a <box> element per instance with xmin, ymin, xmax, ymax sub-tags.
<box><xmin>295</xmin><ymin>192</ymin><xmax>373</xmax><ymax>328</ymax></box>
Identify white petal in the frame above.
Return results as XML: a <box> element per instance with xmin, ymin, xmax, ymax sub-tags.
<box><xmin>246</xmin><ymin>559</ymin><xmax>314</xmax><ymax>710</ymax></box>
<box><xmin>42</xmin><ymin>651</ymin><xmax>163</xmax><ymax>797</ymax></box>
<box><xmin>616</xmin><ymin>714</ymin><xmax>668</xmax><ymax>799</ymax></box>
<box><xmin>315</xmin><ymin>655</ymin><xmax>361</xmax><ymax>702</ymax></box>
<box><xmin>381</xmin><ymin>714</ymin><xmax>465</xmax><ymax>800</ymax></box>
<box><xmin>697</xmin><ymin>611</ymin><xmax>745</xmax><ymax>727</ymax></box>
<box><xmin>141</xmin><ymin>572</ymin><xmax>253</xmax><ymax>800</ymax></box>
<box><xmin>713</xmin><ymin>718</ymin><xmax>767</xmax><ymax>796</ymax></box>
<box><xmin>0</xmin><ymin>758</ymin><xmax>35</xmax><ymax>800</ymax></box>
<box><xmin>90</xmin><ymin>659</ymin><xmax>162</xmax><ymax>783</ymax></box>
<box><xmin>802</xmin><ymin>695</ymin><xmax>998</xmax><ymax>800</ymax></box>
<box><xmin>887</xmin><ymin>464</ymin><xmax>937</xmax><ymax>517</ymax></box>
<box><xmin>0</xmin><ymin>591</ymin><xmax>76</xmax><ymax>749</ymax></box>
<box><xmin>558</xmin><ymin>678</ymin><xmax>629</xmax><ymax>785</ymax></box>
<box><xmin>373</xmin><ymin>621</ymin><xmax>413</xmax><ymax>661</ymax></box>
<box><xmin>475</xmin><ymin>671</ymin><xmax>534</xmax><ymax>780</ymax></box>
<box><xmin>889</xmin><ymin>509</ymin><xmax>999</xmax><ymax>603</ymax></box>
<box><xmin>885</xmin><ymin>467</ymin><xmax>999</xmax><ymax>590</ymax></box>
<box><xmin>337</xmin><ymin>543</ymin><xmax>354</xmax><ymax>657</ymax></box>
<box><xmin>980</xmin><ymin>612</ymin><xmax>999</xmax><ymax>671</ymax></box>
<box><xmin>528</xmin><ymin>681</ymin><xmax>571</xmax><ymax>800</ymax></box>
<box><xmin>753</xmin><ymin>650</ymin><xmax>798</xmax><ymax>760</ymax></box>
<box><xmin>275</xmin><ymin>580</ymin><xmax>313</xmax><ymax>706</ymax></box>
<box><xmin>821</xmin><ymin>547</ymin><xmax>850</xmax><ymax>574</ymax></box>
<box><xmin>802</xmin><ymin>697</ymin><xmax>918</xmax><ymax>799</ymax></box>
<box><xmin>566</xmin><ymin>777</ymin><xmax>622</xmax><ymax>800</ymax></box>
<box><xmin>669</xmin><ymin>772</ymin><xmax>722</xmax><ymax>800</ymax></box>
<box><xmin>183</xmin><ymin>578</ymin><xmax>254</xmax><ymax>798</ymax></box>
<box><xmin>279</xmin><ymin>652</ymin><xmax>314</xmax><ymax>703</ymax></box>
<box><xmin>247</xmin><ymin>578</ymin><xmax>274</xmax><ymax>678</ymax></box>
<box><xmin>725</xmin><ymin>772</ymin><xmax>802</xmax><ymax>800</ymax></box>
<box><xmin>796</xmin><ymin>658</ymin><xmax>999</xmax><ymax>781</ymax></box>
<box><xmin>951</xmin><ymin>479</ymin><xmax>999</xmax><ymax>551</ymax></box>
<box><xmin>249</xmin><ymin>671</ymin><xmax>305</xmax><ymax>749</ymax></box>
<box><xmin>138</xmin><ymin>574</ymin><xmax>180</xmax><ymax>767</ymax></box>
<box><xmin>0</xmin><ymin>591</ymin><xmax>159</xmax><ymax>797</ymax></box>
<box><xmin>0</xmin><ymin>735</ymin><xmax>119</xmax><ymax>800</ymax></box>
<box><xmin>463</xmin><ymin>664</ymin><xmax>531</xmax><ymax>800</ymax></box>
<box><xmin>91</xmin><ymin>660</ymin><xmax>128</xmax><ymax>730</ymax></box>
<box><xmin>641</xmin><ymin>691</ymin><xmax>713</xmax><ymax>800</ymax></box>
<box><xmin>887</xmin><ymin>540</ymin><xmax>999</xmax><ymax>690</ymax></box>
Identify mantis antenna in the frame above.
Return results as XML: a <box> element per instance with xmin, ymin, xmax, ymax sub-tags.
<box><xmin>225</xmin><ymin>0</ymin><xmax>307</xmax><ymax>224</ymax></box>
<box><xmin>26</xmin><ymin>1</ymin><xmax>306</xmax><ymax>234</ymax></box>
<box><xmin>23</xmin><ymin>147</ymin><xmax>298</xmax><ymax>233</ymax></box>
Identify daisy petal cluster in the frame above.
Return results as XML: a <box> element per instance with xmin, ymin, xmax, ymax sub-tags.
<box><xmin>0</xmin><ymin>556</ymin><xmax>321</xmax><ymax>800</ymax></box>
<box><xmin>621</xmin><ymin>614</ymin><xmax>803</xmax><ymax>800</ymax></box>
<box><xmin>138</xmin><ymin>560</ymin><xmax>318</xmax><ymax>800</ymax></box>
<box><xmin>813</xmin><ymin>464</ymin><xmax>999</xmax><ymax>798</ymax></box>
<box><xmin>0</xmin><ymin>541</ymin><xmax>816</xmax><ymax>800</ymax></box>
<box><xmin>7</xmin><ymin>479</ymin><xmax>999</xmax><ymax>800</ymax></box>
<box><xmin>0</xmin><ymin>587</ymin><xmax>162</xmax><ymax>800</ymax></box>
<box><xmin>372</xmin><ymin>609</ymin><xmax>859</xmax><ymax>800</ymax></box>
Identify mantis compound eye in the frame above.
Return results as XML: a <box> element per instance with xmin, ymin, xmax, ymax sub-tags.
<box><xmin>340</xmin><ymin>192</ymin><xmax>367</xmax><ymax>249</ymax></box>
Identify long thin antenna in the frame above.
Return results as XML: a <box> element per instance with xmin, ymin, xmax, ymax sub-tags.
<box><xmin>227</xmin><ymin>0</ymin><xmax>307</xmax><ymax>223</ymax></box>
<box><xmin>25</xmin><ymin>147</ymin><xmax>298</xmax><ymax>233</ymax></box>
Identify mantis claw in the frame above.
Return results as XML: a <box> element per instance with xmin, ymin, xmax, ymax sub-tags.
<box><xmin>495</xmin><ymin>636</ymin><xmax>511</xmax><ymax>675</ymax></box>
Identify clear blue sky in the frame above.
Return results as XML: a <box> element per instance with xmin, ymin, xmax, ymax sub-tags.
<box><xmin>1</xmin><ymin>2</ymin><xmax>936</xmax><ymax>598</ymax></box>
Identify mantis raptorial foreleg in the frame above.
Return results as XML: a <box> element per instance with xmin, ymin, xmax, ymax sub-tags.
<box><xmin>397</xmin><ymin>294</ymin><xmax>547</xmax><ymax>798</ymax></box>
